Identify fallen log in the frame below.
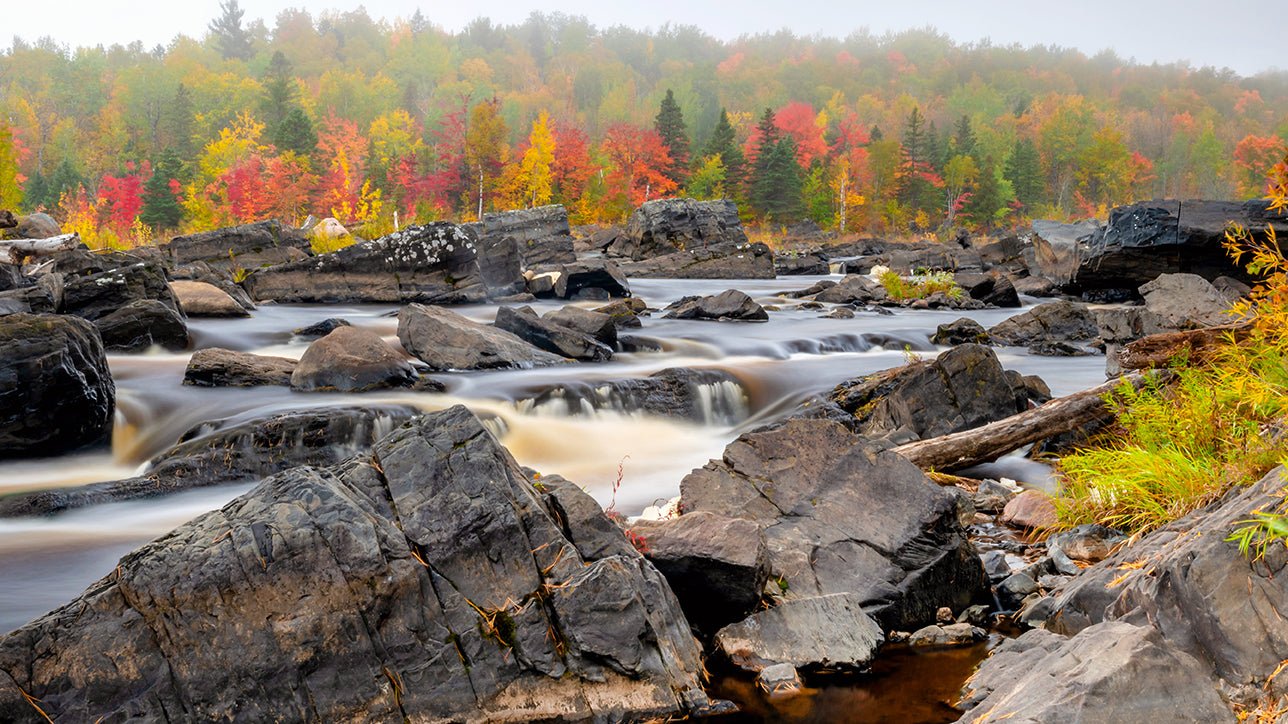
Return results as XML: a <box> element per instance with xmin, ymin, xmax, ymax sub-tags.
<box><xmin>0</xmin><ymin>232</ymin><xmax>80</xmax><ymax>264</ymax></box>
<box><xmin>1118</xmin><ymin>323</ymin><xmax>1250</xmax><ymax>371</ymax></box>
<box><xmin>893</xmin><ymin>372</ymin><xmax>1159</xmax><ymax>472</ymax></box>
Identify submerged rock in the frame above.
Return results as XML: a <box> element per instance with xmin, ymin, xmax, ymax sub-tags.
<box><xmin>0</xmin><ymin>313</ymin><xmax>114</xmax><ymax>458</ymax></box>
<box><xmin>714</xmin><ymin>593</ymin><xmax>884</xmax><ymax>673</ymax></box>
<box><xmin>0</xmin><ymin>407</ymin><xmax>709</xmax><ymax>721</ymax></box>
<box><xmin>93</xmin><ymin>299</ymin><xmax>190</xmax><ymax>351</ymax></box>
<box><xmin>932</xmin><ymin>317</ymin><xmax>991</xmax><ymax>346</ymax></box>
<box><xmin>183</xmin><ymin>348</ymin><xmax>297</xmax><ymax>387</ymax></box>
<box><xmin>494</xmin><ymin>306</ymin><xmax>613</xmax><ymax>362</ymax></box>
<box><xmin>663</xmin><ymin>289</ymin><xmax>768</xmax><ymax>321</ymax></box>
<box><xmin>292</xmin><ymin>317</ymin><xmax>350</xmax><ymax>338</ymax></box>
<box><xmin>397</xmin><ymin>303</ymin><xmax>565</xmax><ymax>371</ymax></box>
<box><xmin>520</xmin><ymin>367</ymin><xmax>749</xmax><ymax>425</ymax></box>
<box><xmin>290</xmin><ymin>326</ymin><xmax>417</xmax><ymax>392</ymax></box>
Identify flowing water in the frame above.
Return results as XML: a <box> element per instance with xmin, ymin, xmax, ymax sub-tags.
<box><xmin>0</xmin><ymin>274</ymin><xmax>1109</xmax><ymax>716</ymax></box>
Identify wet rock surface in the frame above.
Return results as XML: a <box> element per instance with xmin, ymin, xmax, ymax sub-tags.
<box><xmin>616</xmin><ymin>198</ymin><xmax>748</xmax><ymax>260</ymax></box>
<box><xmin>290</xmin><ymin>326</ymin><xmax>417</xmax><ymax>392</ymax></box>
<box><xmin>663</xmin><ymin>289</ymin><xmax>768</xmax><ymax>321</ymax></box>
<box><xmin>494</xmin><ymin>305</ymin><xmax>613</xmax><ymax>362</ymax></box>
<box><xmin>522</xmin><ymin>367</ymin><xmax>748</xmax><ymax>424</ymax></box>
<box><xmin>714</xmin><ymin>593</ymin><xmax>884</xmax><ymax>673</ymax></box>
<box><xmin>93</xmin><ymin>298</ymin><xmax>190</xmax><ymax>351</ymax></box>
<box><xmin>0</xmin><ymin>313</ymin><xmax>115</xmax><ymax>458</ymax></box>
<box><xmin>162</xmin><ymin>219</ymin><xmax>311</xmax><ymax>270</ymax></box>
<box><xmin>183</xmin><ymin>348</ymin><xmax>298</xmax><ymax>387</ymax></box>
<box><xmin>397</xmin><ymin>303</ymin><xmax>565</xmax><ymax>371</ymax></box>
<box><xmin>0</xmin><ymin>407</ymin><xmax>709</xmax><ymax>721</ymax></box>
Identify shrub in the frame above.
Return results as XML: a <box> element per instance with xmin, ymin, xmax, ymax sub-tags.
<box><xmin>877</xmin><ymin>268</ymin><xmax>963</xmax><ymax>301</ymax></box>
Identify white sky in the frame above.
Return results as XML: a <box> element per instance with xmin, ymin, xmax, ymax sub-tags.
<box><xmin>6</xmin><ymin>1</ymin><xmax>1283</xmax><ymax>77</ymax></box>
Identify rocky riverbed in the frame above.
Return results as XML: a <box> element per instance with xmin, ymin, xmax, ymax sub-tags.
<box><xmin>1</xmin><ymin>198</ymin><xmax>1284</xmax><ymax>722</ymax></box>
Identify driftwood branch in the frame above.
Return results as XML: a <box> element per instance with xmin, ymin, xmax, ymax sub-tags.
<box><xmin>0</xmin><ymin>233</ymin><xmax>80</xmax><ymax>264</ymax></box>
<box><xmin>1118</xmin><ymin>323</ymin><xmax>1251</xmax><ymax>371</ymax></box>
<box><xmin>893</xmin><ymin>372</ymin><xmax>1158</xmax><ymax>472</ymax></box>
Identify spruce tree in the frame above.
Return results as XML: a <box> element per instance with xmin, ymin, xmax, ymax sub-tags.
<box><xmin>964</xmin><ymin>158</ymin><xmax>1007</xmax><ymax>229</ymax></box>
<box><xmin>166</xmin><ymin>84</ymin><xmax>196</xmax><ymax>162</ymax></box>
<box><xmin>22</xmin><ymin>172</ymin><xmax>48</xmax><ymax>212</ymax></box>
<box><xmin>208</xmin><ymin>0</ymin><xmax>253</xmax><ymax>61</ymax></box>
<box><xmin>753</xmin><ymin>137</ymin><xmax>804</xmax><ymax>222</ymax></box>
<box><xmin>141</xmin><ymin>150</ymin><xmax>185</xmax><ymax>229</ymax></box>
<box><xmin>898</xmin><ymin>106</ymin><xmax>937</xmax><ymax>216</ymax></box>
<box><xmin>260</xmin><ymin>51</ymin><xmax>297</xmax><ymax>131</ymax></box>
<box><xmin>703</xmin><ymin>109</ymin><xmax>744</xmax><ymax>195</ymax></box>
<box><xmin>747</xmin><ymin>108</ymin><xmax>780</xmax><ymax>206</ymax></box>
<box><xmin>1006</xmin><ymin>137</ymin><xmax>1044</xmax><ymax>211</ymax></box>
<box><xmin>653</xmin><ymin>89</ymin><xmax>690</xmax><ymax>187</ymax></box>
<box><xmin>46</xmin><ymin>159</ymin><xmax>84</xmax><ymax>208</ymax></box>
<box><xmin>870</xmin><ymin>125</ymin><xmax>883</xmax><ymax>142</ymax></box>
<box><xmin>274</xmin><ymin>107</ymin><xmax>318</xmax><ymax>157</ymax></box>
<box><xmin>953</xmin><ymin>115</ymin><xmax>976</xmax><ymax>159</ymax></box>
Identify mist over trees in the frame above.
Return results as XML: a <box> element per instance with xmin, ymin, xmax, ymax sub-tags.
<box><xmin>1</xmin><ymin>9</ymin><xmax>1286</xmax><ymax>246</ymax></box>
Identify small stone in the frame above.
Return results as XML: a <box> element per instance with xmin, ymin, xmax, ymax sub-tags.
<box><xmin>756</xmin><ymin>663</ymin><xmax>804</xmax><ymax>700</ymax></box>
<box><xmin>936</xmin><ymin>606</ymin><xmax>955</xmax><ymax>624</ymax></box>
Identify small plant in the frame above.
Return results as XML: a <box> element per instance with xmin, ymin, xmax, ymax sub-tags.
<box><xmin>877</xmin><ymin>268</ymin><xmax>963</xmax><ymax>301</ymax></box>
<box><xmin>1228</xmin><ymin>500</ymin><xmax>1288</xmax><ymax>562</ymax></box>
<box><xmin>603</xmin><ymin>454</ymin><xmax>630</xmax><ymax>520</ymax></box>
<box><xmin>775</xmin><ymin>575</ymin><xmax>789</xmax><ymax>593</ymax></box>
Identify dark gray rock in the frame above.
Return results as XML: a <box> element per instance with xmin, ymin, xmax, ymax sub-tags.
<box><xmin>0</xmin><ymin>313</ymin><xmax>114</xmax><ymax>458</ymax></box>
<box><xmin>244</xmin><ymin>222</ymin><xmax>507</xmax><ymax>304</ymax></box>
<box><xmin>955</xmin><ymin>623</ymin><xmax>1234</xmax><ymax>723</ymax></box>
<box><xmin>397</xmin><ymin>303</ymin><xmax>564</xmax><ymax>371</ymax></box>
<box><xmin>5</xmin><ymin>212</ymin><xmax>60</xmax><ymax>239</ymax></box>
<box><xmin>183</xmin><ymin>348</ymin><xmax>297</xmax><ymax>387</ymax></box>
<box><xmin>628</xmin><ymin>511</ymin><xmax>769</xmax><ymax>634</ymax></box>
<box><xmin>494</xmin><ymin>306</ymin><xmax>613</xmax><ymax>362</ymax></box>
<box><xmin>1029</xmin><ymin>219</ymin><xmax>1103</xmax><ymax>286</ymax></box>
<box><xmin>522</xmin><ymin>367</ymin><xmax>748</xmax><ymax>425</ymax></box>
<box><xmin>775</xmin><ymin>251</ymin><xmax>829</xmax><ymax>275</ymax></box>
<box><xmin>94</xmin><ymin>299</ymin><xmax>190</xmax><ymax>352</ymax></box>
<box><xmin>1140</xmin><ymin>273</ymin><xmax>1234</xmax><ymax>328</ymax></box>
<box><xmin>829</xmin><ymin>344</ymin><xmax>1030</xmax><ymax>442</ymax></box>
<box><xmin>908</xmin><ymin>622</ymin><xmax>987</xmax><ymax>647</ymax></box>
<box><xmin>291</xmin><ymin>326</ymin><xmax>417</xmax><ymax>392</ymax></box>
<box><xmin>553</xmin><ymin>260</ymin><xmax>631</xmax><ymax>299</ymax></box>
<box><xmin>0</xmin><ymin>407</ymin><xmax>710</xmax><ymax>721</ymax></box>
<box><xmin>482</xmin><ymin>205</ymin><xmax>576</xmax><ymax>268</ymax></box>
<box><xmin>593</xmin><ymin>298</ymin><xmax>644</xmax><ymax>329</ymax></box>
<box><xmin>988</xmin><ymin>300</ymin><xmax>1100</xmax><ymax>347</ymax></box>
<box><xmin>162</xmin><ymin>219</ymin><xmax>311</xmax><ymax>270</ymax></box>
<box><xmin>1027</xmin><ymin>340</ymin><xmax>1096</xmax><ymax>357</ymax></box>
<box><xmin>814</xmin><ymin>274</ymin><xmax>887</xmax><ymax>304</ymax></box>
<box><xmin>616</xmin><ymin>198</ymin><xmax>748</xmax><ymax>260</ymax></box>
<box><xmin>292</xmin><ymin>317</ymin><xmax>350</xmax><ymax>338</ymax></box>
<box><xmin>932</xmin><ymin>317</ymin><xmax>991</xmax><ymax>345</ymax></box>
<box><xmin>542</xmin><ymin>305</ymin><xmax>618</xmax><ymax>348</ymax></box>
<box><xmin>61</xmin><ymin>262</ymin><xmax>181</xmax><ymax>322</ymax></box>
<box><xmin>714</xmin><ymin>593</ymin><xmax>884</xmax><ymax>673</ymax></box>
<box><xmin>0</xmin><ymin>263</ymin><xmax>28</xmax><ymax>292</ymax></box>
<box><xmin>998</xmin><ymin>572</ymin><xmax>1039</xmax><ymax>610</ymax></box>
<box><xmin>663</xmin><ymin>289</ymin><xmax>767</xmax><ymax>321</ymax></box>
<box><xmin>618</xmin><ymin>242</ymin><xmax>776</xmax><ymax>279</ymax></box>
<box><xmin>973</xmin><ymin>479</ymin><xmax>1018</xmax><ymax>513</ymax></box>
<box><xmin>680</xmin><ymin>418</ymin><xmax>989</xmax><ymax>630</ymax></box>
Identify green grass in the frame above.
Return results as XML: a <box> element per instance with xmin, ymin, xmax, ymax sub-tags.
<box><xmin>877</xmin><ymin>269</ymin><xmax>963</xmax><ymax>301</ymax></box>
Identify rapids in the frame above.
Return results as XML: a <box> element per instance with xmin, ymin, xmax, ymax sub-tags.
<box><xmin>0</xmin><ymin>274</ymin><xmax>1107</xmax><ymax>636</ymax></box>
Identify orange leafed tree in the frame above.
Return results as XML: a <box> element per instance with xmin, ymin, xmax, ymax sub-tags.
<box><xmin>601</xmin><ymin>124</ymin><xmax>675</xmax><ymax>214</ymax></box>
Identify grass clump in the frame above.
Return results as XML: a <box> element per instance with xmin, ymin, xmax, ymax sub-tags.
<box><xmin>1055</xmin><ymin>155</ymin><xmax>1288</xmax><ymax>538</ymax></box>
<box><xmin>877</xmin><ymin>267</ymin><xmax>963</xmax><ymax>301</ymax></box>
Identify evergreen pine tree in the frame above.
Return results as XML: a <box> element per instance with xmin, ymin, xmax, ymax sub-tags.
<box><xmin>898</xmin><ymin>107</ymin><xmax>938</xmax><ymax>216</ymax></box>
<box><xmin>141</xmin><ymin>150</ymin><xmax>185</xmax><ymax>229</ymax></box>
<box><xmin>953</xmin><ymin>115</ymin><xmax>976</xmax><ymax>159</ymax></box>
<box><xmin>747</xmin><ymin>108</ymin><xmax>780</xmax><ymax>206</ymax></box>
<box><xmin>274</xmin><ymin>107</ymin><xmax>318</xmax><ymax>157</ymax></box>
<box><xmin>870</xmin><ymin>125</ymin><xmax>883</xmax><ymax>142</ymax></box>
<box><xmin>1006</xmin><ymin>137</ymin><xmax>1044</xmax><ymax>211</ymax></box>
<box><xmin>653</xmin><ymin>89</ymin><xmax>690</xmax><ymax>187</ymax></box>
<box><xmin>208</xmin><ymin>0</ymin><xmax>254</xmax><ymax>61</ymax></box>
<box><xmin>47</xmin><ymin>159</ymin><xmax>84</xmax><ymax>208</ymax></box>
<box><xmin>926</xmin><ymin>120</ymin><xmax>946</xmax><ymax>172</ymax></box>
<box><xmin>703</xmin><ymin>108</ymin><xmax>744</xmax><ymax>195</ymax></box>
<box><xmin>753</xmin><ymin>137</ymin><xmax>804</xmax><ymax>222</ymax></box>
<box><xmin>166</xmin><ymin>84</ymin><xmax>196</xmax><ymax>162</ymax></box>
<box><xmin>22</xmin><ymin>172</ymin><xmax>48</xmax><ymax>213</ymax></box>
<box><xmin>260</xmin><ymin>51</ymin><xmax>297</xmax><ymax>131</ymax></box>
<box><xmin>964</xmin><ymin>158</ymin><xmax>1008</xmax><ymax>228</ymax></box>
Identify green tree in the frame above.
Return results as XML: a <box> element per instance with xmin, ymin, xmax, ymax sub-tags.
<box><xmin>208</xmin><ymin>0</ymin><xmax>254</xmax><ymax>61</ymax></box>
<box><xmin>0</xmin><ymin>125</ymin><xmax>24</xmax><ymax>211</ymax></box>
<box><xmin>260</xmin><ymin>51</ymin><xmax>298</xmax><ymax>131</ymax></box>
<box><xmin>1005</xmin><ymin>137</ymin><xmax>1044</xmax><ymax>212</ymax></box>
<box><xmin>165</xmin><ymin>84</ymin><xmax>196</xmax><ymax>163</ymax></box>
<box><xmin>747</xmin><ymin>108</ymin><xmax>780</xmax><ymax>205</ymax></box>
<box><xmin>752</xmin><ymin>137</ymin><xmax>804</xmax><ymax>222</ymax></box>
<box><xmin>703</xmin><ymin>109</ymin><xmax>744</xmax><ymax>195</ymax></box>
<box><xmin>686</xmin><ymin>154</ymin><xmax>726</xmax><ymax>200</ymax></box>
<box><xmin>654</xmin><ymin>89</ymin><xmax>690</xmax><ymax>187</ymax></box>
<box><xmin>964</xmin><ymin>158</ymin><xmax>1011</xmax><ymax>229</ymax></box>
<box><xmin>274</xmin><ymin>107</ymin><xmax>318</xmax><ymax>157</ymax></box>
<box><xmin>952</xmin><ymin>115</ymin><xmax>976</xmax><ymax>159</ymax></box>
<box><xmin>141</xmin><ymin>150</ymin><xmax>185</xmax><ymax>229</ymax></box>
<box><xmin>898</xmin><ymin>106</ymin><xmax>940</xmax><ymax>218</ymax></box>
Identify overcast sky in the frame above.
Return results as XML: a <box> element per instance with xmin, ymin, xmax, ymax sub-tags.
<box><xmin>7</xmin><ymin>1</ymin><xmax>1281</xmax><ymax>77</ymax></box>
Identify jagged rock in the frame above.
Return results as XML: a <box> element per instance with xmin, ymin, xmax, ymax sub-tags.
<box><xmin>955</xmin><ymin>272</ymin><xmax>1021</xmax><ymax>307</ymax></box>
<box><xmin>663</xmin><ymin>290</ymin><xmax>767</xmax><ymax>321</ymax></box>
<box><xmin>0</xmin><ymin>263</ymin><xmax>28</xmax><ymax>292</ymax></box>
<box><xmin>61</xmin><ymin>262</ymin><xmax>181</xmax><ymax>322</ymax></box>
<box><xmin>618</xmin><ymin>242</ymin><xmax>776</xmax><ymax>279</ymax></box>
<box><xmin>627</xmin><ymin>512</ymin><xmax>769</xmax><ymax>633</ymax></box>
<box><xmin>1029</xmin><ymin>219</ymin><xmax>1103</xmax><ymax>286</ymax></box>
<box><xmin>829</xmin><ymin>344</ymin><xmax>1030</xmax><ymax>442</ymax></box>
<box><xmin>616</xmin><ymin>198</ymin><xmax>748</xmax><ymax>260</ymax></box>
<box><xmin>775</xmin><ymin>251</ymin><xmax>829</xmax><ymax>275</ymax></box>
<box><xmin>814</xmin><ymin>274</ymin><xmax>887</xmax><ymax>304</ymax></box>
<box><xmin>162</xmin><ymin>219</ymin><xmax>311</xmax><ymax>270</ymax></box>
<box><xmin>680</xmin><ymin>418</ymin><xmax>989</xmax><ymax>630</ymax></box>
<box><xmin>0</xmin><ymin>313</ymin><xmax>114</xmax><ymax>458</ymax></box>
<box><xmin>593</xmin><ymin>299</ymin><xmax>644</xmax><ymax>329</ymax></box>
<box><xmin>976</xmin><ymin>235</ymin><xmax>1031</xmax><ymax>274</ymax></box>
<box><xmin>1139</xmin><ymin>273</ymin><xmax>1235</xmax><ymax>328</ymax></box>
<box><xmin>874</xmin><ymin>242</ymin><xmax>982</xmax><ymax>274</ymax></box>
<box><xmin>0</xmin><ymin>274</ymin><xmax>59</xmax><ymax>314</ymax></box>
<box><xmin>243</xmin><ymin>222</ymin><xmax>508</xmax><ymax>304</ymax></box>
<box><xmin>482</xmin><ymin>205</ymin><xmax>576</xmax><ymax>268</ymax></box>
<box><xmin>1046</xmin><ymin>524</ymin><xmax>1125</xmax><ymax>564</ymax></box>
<box><xmin>183</xmin><ymin>348</ymin><xmax>297</xmax><ymax>387</ymax></box>
<box><xmin>1000</xmin><ymin>490</ymin><xmax>1058</xmax><ymax>530</ymax></box>
<box><xmin>955</xmin><ymin>623</ymin><xmax>1233</xmax><ymax>723</ymax></box>
<box><xmin>553</xmin><ymin>260</ymin><xmax>631</xmax><ymax>299</ymax></box>
<box><xmin>291</xmin><ymin>326</ymin><xmax>417</xmax><ymax>392</ymax></box>
<box><xmin>94</xmin><ymin>299</ymin><xmax>190</xmax><ymax>352</ymax></box>
<box><xmin>494</xmin><ymin>306</ymin><xmax>613</xmax><ymax>362</ymax></box>
<box><xmin>715</xmin><ymin>593</ymin><xmax>883</xmax><ymax>673</ymax></box>
<box><xmin>293</xmin><ymin>317</ymin><xmax>351</xmax><ymax>338</ymax></box>
<box><xmin>169</xmin><ymin>279</ymin><xmax>250</xmax><ymax>317</ymax></box>
<box><xmin>973</xmin><ymin>479</ymin><xmax>1017</xmax><ymax>513</ymax></box>
<box><xmin>932</xmin><ymin>318</ymin><xmax>991</xmax><ymax>345</ymax></box>
<box><xmin>397</xmin><ymin>303</ymin><xmax>564</xmax><ymax>371</ymax></box>
<box><xmin>988</xmin><ymin>300</ymin><xmax>1099</xmax><ymax>347</ymax></box>
<box><xmin>0</xmin><ymin>407</ymin><xmax>710</xmax><ymax>721</ymax></box>
<box><xmin>543</xmin><ymin>306</ymin><xmax>618</xmax><ymax>347</ymax></box>
<box><xmin>1027</xmin><ymin>340</ymin><xmax>1095</xmax><ymax>356</ymax></box>
<box><xmin>997</xmin><ymin>572</ymin><xmax>1040</xmax><ymax>610</ymax></box>
<box><xmin>908</xmin><ymin>622</ymin><xmax>986</xmax><ymax>647</ymax></box>
<box><xmin>779</xmin><ymin>279</ymin><xmax>836</xmax><ymax>298</ymax></box>
<box><xmin>522</xmin><ymin>368</ymin><xmax>748</xmax><ymax>425</ymax></box>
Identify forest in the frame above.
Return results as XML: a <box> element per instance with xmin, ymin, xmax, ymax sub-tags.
<box><xmin>1</xmin><ymin>0</ymin><xmax>1286</xmax><ymax>249</ymax></box>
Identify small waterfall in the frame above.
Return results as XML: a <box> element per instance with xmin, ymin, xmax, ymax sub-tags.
<box><xmin>514</xmin><ymin>371</ymin><xmax>752</xmax><ymax>427</ymax></box>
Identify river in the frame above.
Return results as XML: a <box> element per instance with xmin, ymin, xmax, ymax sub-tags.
<box><xmin>0</xmin><ymin>273</ymin><xmax>1108</xmax><ymax>718</ymax></box>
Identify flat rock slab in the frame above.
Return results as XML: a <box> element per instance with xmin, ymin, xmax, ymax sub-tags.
<box><xmin>170</xmin><ymin>280</ymin><xmax>249</xmax><ymax>317</ymax></box>
<box><xmin>397</xmin><ymin>303</ymin><xmax>565</xmax><ymax>371</ymax></box>
<box><xmin>184</xmin><ymin>348</ymin><xmax>297</xmax><ymax>387</ymax></box>
<box><xmin>714</xmin><ymin>593</ymin><xmax>884</xmax><ymax>673</ymax></box>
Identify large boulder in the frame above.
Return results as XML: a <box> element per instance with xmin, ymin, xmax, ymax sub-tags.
<box><xmin>956</xmin><ymin>622</ymin><xmax>1234</xmax><ymax>723</ymax></box>
<box><xmin>183</xmin><ymin>348</ymin><xmax>298</xmax><ymax>387</ymax></box>
<box><xmin>813</xmin><ymin>274</ymin><xmax>887</xmax><ymax>304</ymax></box>
<box><xmin>714</xmin><ymin>593</ymin><xmax>884</xmax><ymax>673</ymax></box>
<box><xmin>0</xmin><ymin>406</ymin><xmax>419</xmax><ymax>518</ymax></box>
<box><xmin>988</xmin><ymin>300</ymin><xmax>1099</xmax><ymax>347</ymax></box>
<box><xmin>243</xmin><ymin>222</ymin><xmax>517</xmax><ymax>304</ymax></box>
<box><xmin>1139</xmin><ymin>273</ymin><xmax>1235</xmax><ymax>328</ymax></box>
<box><xmin>0</xmin><ymin>407</ymin><xmax>710</xmax><ymax>721</ymax></box>
<box><xmin>60</xmin><ymin>262</ymin><xmax>181</xmax><ymax>322</ymax></box>
<box><xmin>616</xmin><ymin>198</ymin><xmax>748</xmax><ymax>260</ymax></box>
<box><xmin>829</xmin><ymin>344</ymin><xmax>1031</xmax><ymax>442</ymax></box>
<box><xmin>543</xmin><ymin>305</ymin><xmax>618</xmax><ymax>347</ymax></box>
<box><xmin>93</xmin><ymin>299</ymin><xmax>190</xmax><ymax>351</ymax></box>
<box><xmin>618</xmin><ymin>242</ymin><xmax>776</xmax><ymax>279</ymax></box>
<box><xmin>3</xmin><ymin>212</ymin><xmax>61</xmax><ymax>239</ymax></box>
<box><xmin>482</xmin><ymin>205</ymin><xmax>577</xmax><ymax>268</ymax></box>
<box><xmin>162</xmin><ymin>219</ymin><xmax>311</xmax><ymax>270</ymax></box>
<box><xmin>494</xmin><ymin>306</ymin><xmax>613</xmax><ymax>362</ymax></box>
<box><xmin>1029</xmin><ymin>219</ymin><xmax>1102</xmax><ymax>286</ymax></box>
<box><xmin>663</xmin><ymin>289</ymin><xmax>768</xmax><ymax>321</ymax></box>
<box><xmin>0</xmin><ymin>313</ymin><xmax>114</xmax><ymax>458</ymax></box>
<box><xmin>553</xmin><ymin>260</ymin><xmax>631</xmax><ymax>299</ymax></box>
<box><xmin>679</xmin><ymin>417</ymin><xmax>990</xmax><ymax>630</ymax></box>
<box><xmin>290</xmin><ymin>326</ymin><xmax>417</xmax><ymax>392</ymax></box>
<box><xmin>169</xmin><ymin>279</ymin><xmax>250</xmax><ymax>317</ymax></box>
<box><xmin>522</xmin><ymin>367</ymin><xmax>749</xmax><ymax>425</ymax></box>
<box><xmin>397</xmin><ymin>303</ymin><xmax>565</xmax><ymax>371</ymax></box>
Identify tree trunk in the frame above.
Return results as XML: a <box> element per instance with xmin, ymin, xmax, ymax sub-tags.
<box><xmin>892</xmin><ymin>372</ymin><xmax>1157</xmax><ymax>472</ymax></box>
<box><xmin>0</xmin><ymin>233</ymin><xmax>80</xmax><ymax>264</ymax></box>
<box><xmin>1117</xmin><ymin>323</ymin><xmax>1251</xmax><ymax>372</ymax></box>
